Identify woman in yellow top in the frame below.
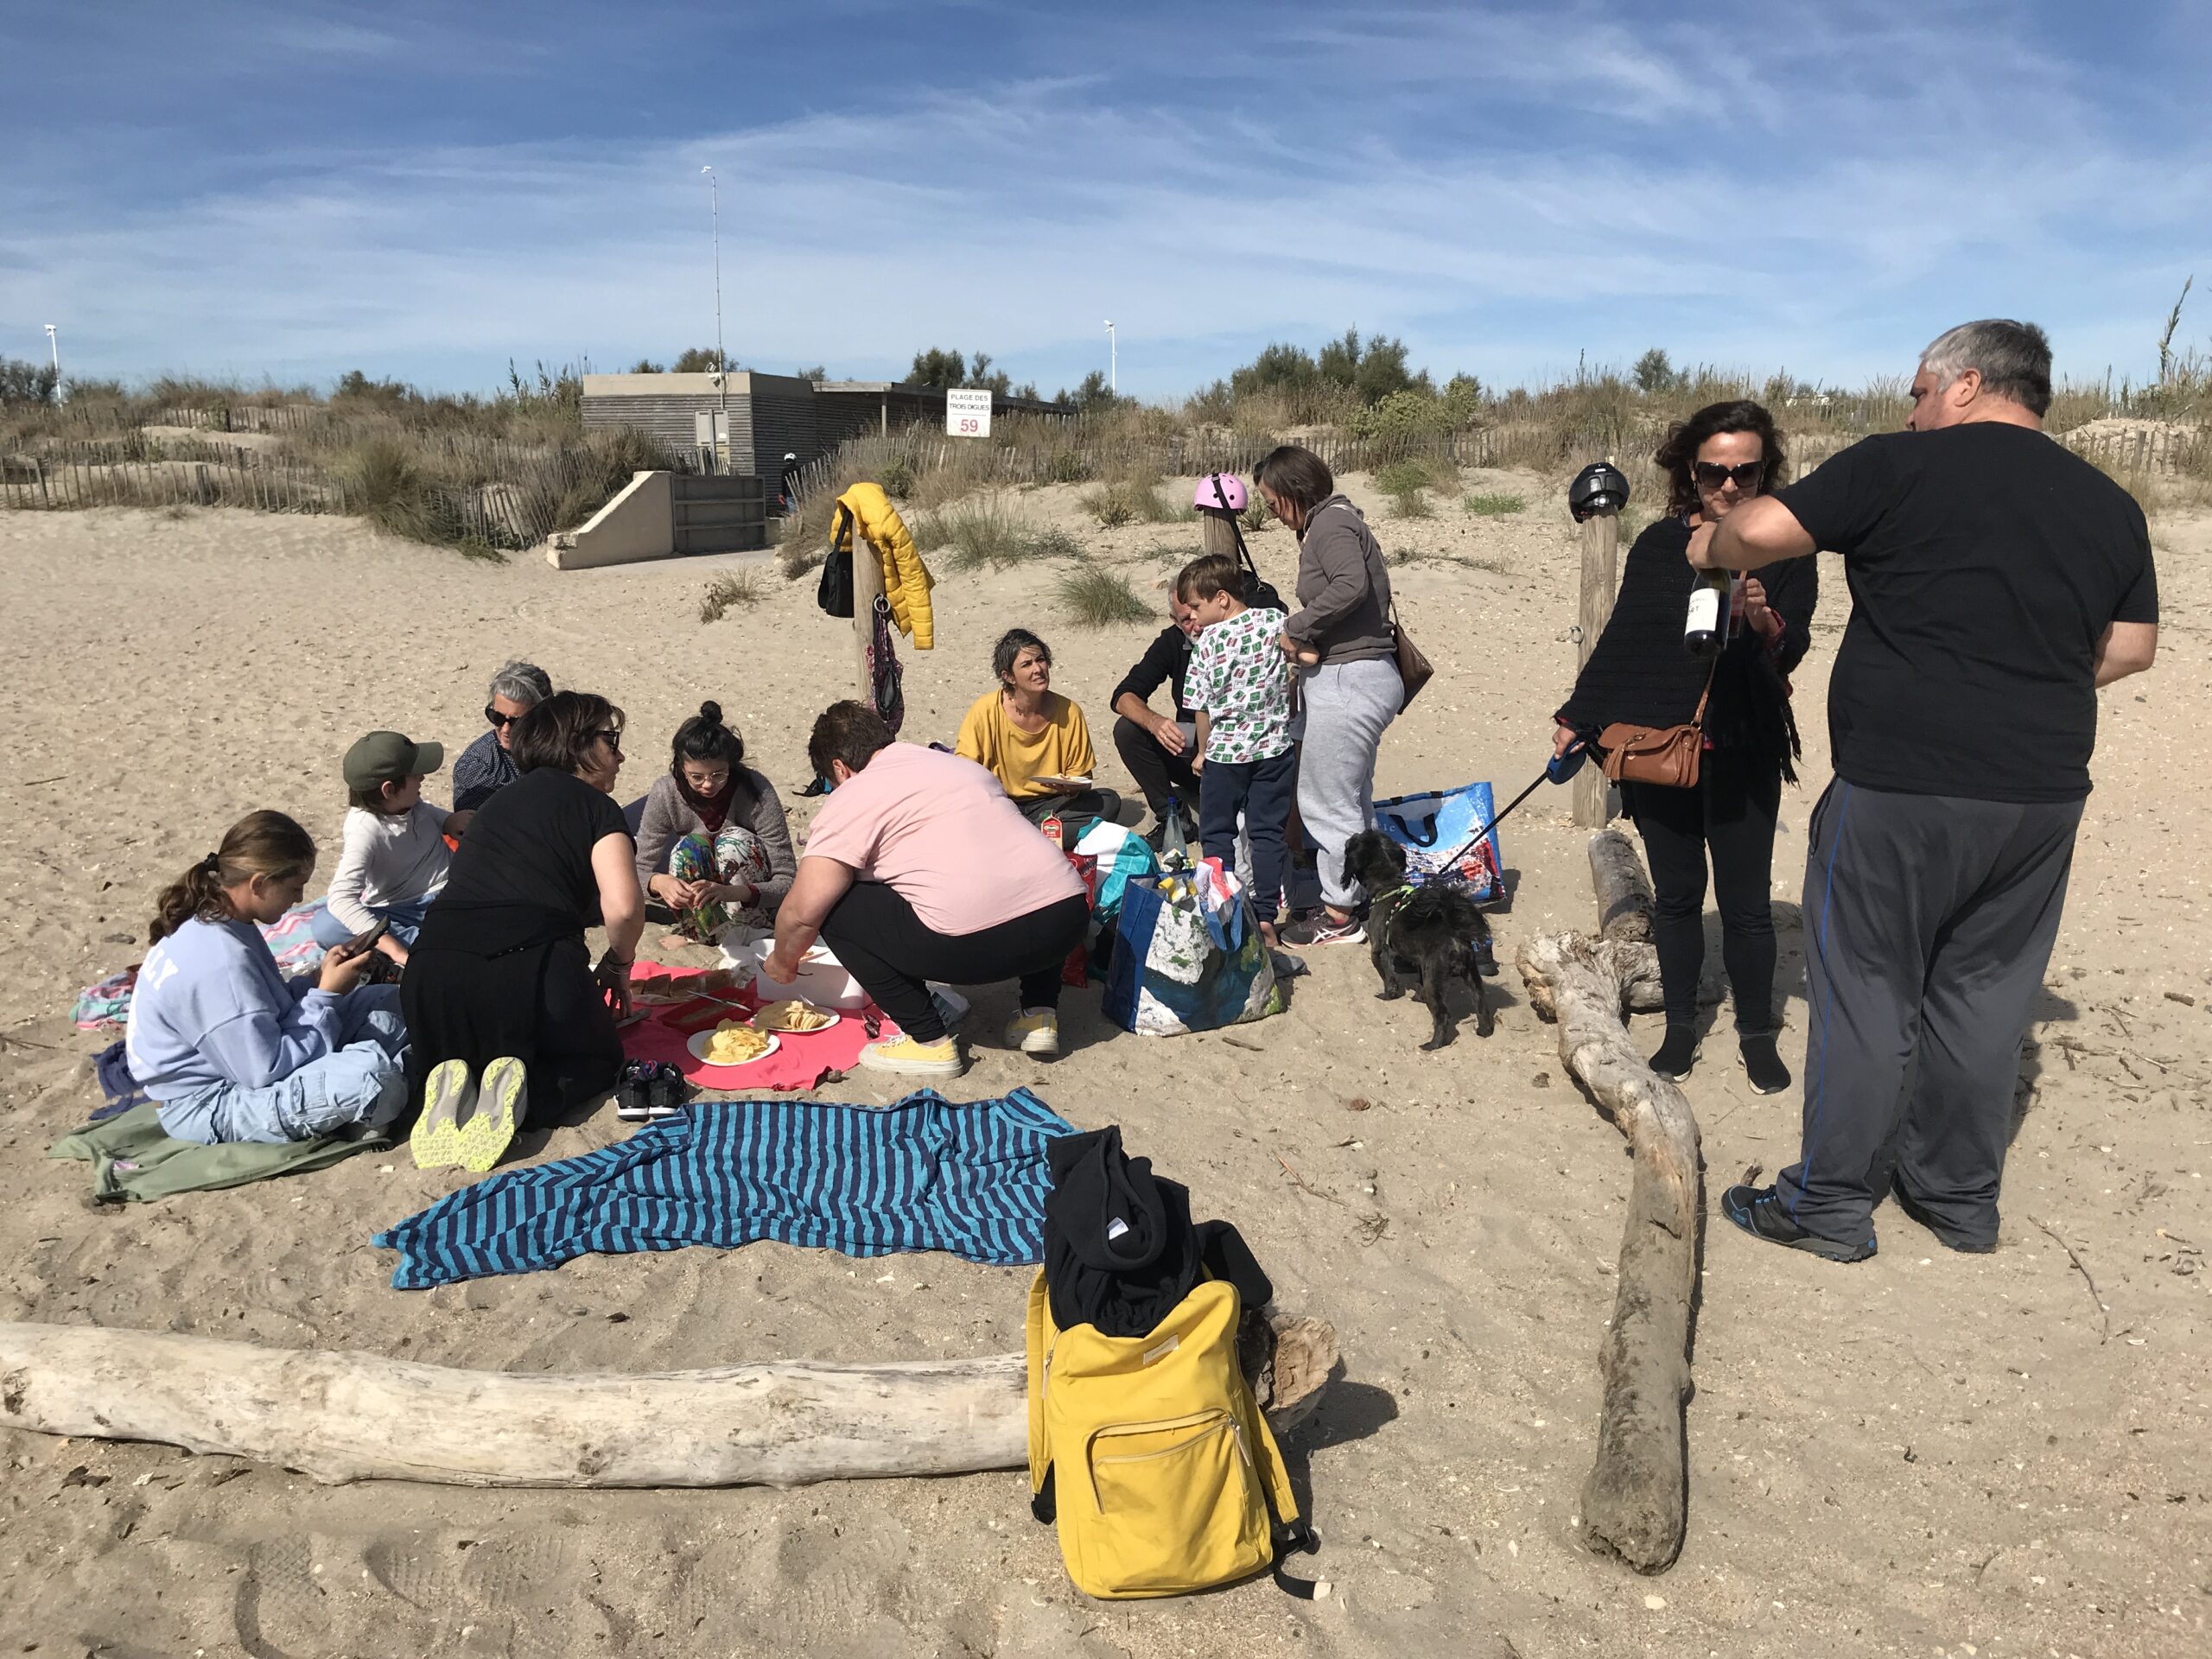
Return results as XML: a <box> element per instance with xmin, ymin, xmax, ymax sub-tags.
<box><xmin>956</xmin><ymin>628</ymin><xmax>1122</xmax><ymax>829</ymax></box>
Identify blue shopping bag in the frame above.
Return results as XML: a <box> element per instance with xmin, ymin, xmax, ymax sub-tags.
<box><xmin>1373</xmin><ymin>780</ymin><xmax>1504</xmax><ymax>902</ymax></box>
<box><xmin>1102</xmin><ymin>876</ymin><xmax>1282</xmax><ymax>1037</ymax></box>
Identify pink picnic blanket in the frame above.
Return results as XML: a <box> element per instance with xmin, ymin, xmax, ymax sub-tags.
<box><xmin>620</xmin><ymin>961</ymin><xmax>875</xmax><ymax>1094</ymax></box>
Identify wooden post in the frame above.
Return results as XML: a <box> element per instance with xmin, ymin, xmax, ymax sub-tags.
<box><xmin>1573</xmin><ymin>497</ymin><xmax>1623</xmax><ymax>827</ymax></box>
<box><xmin>850</xmin><ymin>506</ymin><xmax>886</xmax><ymax>702</ymax></box>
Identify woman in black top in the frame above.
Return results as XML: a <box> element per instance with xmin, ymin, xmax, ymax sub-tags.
<box><xmin>1554</xmin><ymin>400</ymin><xmax>1816</xmax><ymax>1092</ymax></box>
<box><xmin>403</xmin><ymin>691</ymin><xmax>645</xmax><ymax>1123</ymax></box>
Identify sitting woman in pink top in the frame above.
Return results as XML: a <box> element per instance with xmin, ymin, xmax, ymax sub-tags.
<box><xmin>764</xmin><ymin>702</ymin><xmax>1090</xmax><ymax>1077</ymax></box>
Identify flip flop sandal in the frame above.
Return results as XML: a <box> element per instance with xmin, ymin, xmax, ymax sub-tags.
<box><xmin>456</xmin><ymin>1055</ymin><xmax>525</xmax><ymax>1173</ymax></box>
<box><xmin>411</xmin><ymin>1059</ymin><xmax>473</xmax><ymax>1170</ymax></box>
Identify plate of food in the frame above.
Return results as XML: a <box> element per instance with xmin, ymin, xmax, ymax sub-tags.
<box><xmin>753</xmin><ymin>999</ymin><xmax>839</xmax><ymax>1034</ymax></box>
<box><xmin>687</xmin><ymin>1022</ymin><xmax>781</xmax><ymax>1068</ymax></box>
<box><xmin>1028</xmin><ymin>774</ymin><xmax>1094</xmax><ymax>793</ymax></box>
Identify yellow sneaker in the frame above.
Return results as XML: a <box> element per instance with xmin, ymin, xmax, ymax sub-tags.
<box><xmin>411</xmin><ymin>1059</ymin><xmax>472</xmax><ymax>1170</ymax></box>
<box><xmin>1004</xmin><ymin>1008</ymin><xmax>1060</xmax><ymax>1058</ymax></box>
<box><xmin>857</xmin><ymin>1034</ymin><xmax>964</xmax><ymax>1077</ymax></box>
<box><xmin>455</xmin><ymin>1055</ymin><xmax>525</xmax><ymax>1173</ymax></box>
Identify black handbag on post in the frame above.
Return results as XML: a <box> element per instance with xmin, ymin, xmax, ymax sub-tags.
<box><xmin>817</xmin><ymin>505</ymin><xmax>855</xmax><ymax>618</ymax></box>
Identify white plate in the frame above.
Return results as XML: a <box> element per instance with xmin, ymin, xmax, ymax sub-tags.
<box><xmin>754</xmin><ymin>1004</ymin><xmax>843</xmax><ymax>1035</ymax></box>
<box><xmin>685</xmin><ymin>1028</ymin><xmax>782</xmax><ymax>1068</ymax></box>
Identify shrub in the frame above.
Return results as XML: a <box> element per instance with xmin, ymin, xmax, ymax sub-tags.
<box><xmin>1240</xmin><ymin>500</ymin><xmax>1268</xmax><ymax>532</ymax></box>
<box><xmin>1047</xmin><ymin>449</ymin><xmax>1090</xmax><ymax>484</ymax></box>
<box><xmin>779</xmin><ymin>540</ymin><xmax>826</xmax><ymax>580</ymax></box>
<box><xmin>1463</xmin><ymin>492</ymin><xmax>1525</xmax><ymax>516</ymax></box>
<box><xmin>455</xmin><ymin>532</ymin><xmax>507</xmax><ymax>563</ymax></box>
<box><xmin>880</xmin><ymin>455</ymin><xmax>918</xmax><ymax>499</ymax></box>
<box><xmin>1083</xmin><ymin>483</ymin><xmax>1138</xmax><ymax>528</ymax></box>
<box><xmin>1027</xmin><ymin>526</ymin><xmax>1084</xmax><ymax>561</ymax></box>
<box><xmin>1053</xmin><ymin>567</ymin><xmax>1151</xmax><ymax>626</ymax></box>
<box><xmin>700</xmin><ymin>568</ymin><xmax>766</xmax><ymax>622</ymax></box>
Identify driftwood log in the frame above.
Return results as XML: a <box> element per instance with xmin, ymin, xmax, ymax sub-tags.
<box><xmin>0</xmin><ymin>1313</ymin><xmax>1336</xmax><ymax>1491</ymax></box>
<box><xmin>1516</xmin><ymin>829</ymin><xmax>1702</xmax><ymax>1574</ymax></box>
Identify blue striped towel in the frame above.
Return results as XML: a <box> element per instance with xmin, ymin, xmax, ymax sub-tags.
<box><xmin>373</xmin><ymin>1087</ymin><xmax>1074</xmax><ymax>1290</ymax></box>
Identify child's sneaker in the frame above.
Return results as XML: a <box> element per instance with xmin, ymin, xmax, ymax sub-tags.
<box><xmin>1281</xmin><ymin>910</ymin><xmax>1366</xmax><ymax>947</ymax></box>
<box><xmin>858</xmin><ymin>1033</ymin><xmax>965</xmax><ymax>1077</ymax></box>
<box><xmin>647</xmin><ymin>1061</ymin><xmax>690</xmax><ymax>1120</ymax></box>
<box><xmin>614</xmin><ymin>1060</ymin><xmax>657</xmax><ymax>1123</ymax></box>
<box><xmin>1005</xmin><ymin>1008</ymin><xmax>1059</xmax><ymax>1058</ymax></box>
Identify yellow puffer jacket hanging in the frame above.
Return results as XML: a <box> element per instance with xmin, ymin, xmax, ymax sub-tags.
<box><xmin>834</xmin><ymin>481</ymin><xmax>935</xmax><ymax>651</ymax></box>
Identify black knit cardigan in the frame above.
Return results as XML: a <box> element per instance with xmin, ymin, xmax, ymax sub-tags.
<box><xmin>1556</xmin><ymin>516</ymin><xmax>1818</xmax><ymax>780</ymax></box>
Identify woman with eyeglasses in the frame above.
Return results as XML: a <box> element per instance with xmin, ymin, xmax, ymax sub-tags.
<box><xmin>453</xmin><ymin>660</ymin><xmax>553</xmax><ymax>812</ymax></box>
<box><xmin>1554</xmin><ymin>399</ymin><xmax>1818</xmax><ymax>1094</ymax></box>
<box><xmin>403</xmin><ymin>691</ymin><xmax>645</xmax><ymax>1147</ymax></box>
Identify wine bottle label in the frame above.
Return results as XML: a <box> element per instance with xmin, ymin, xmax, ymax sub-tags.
<box><xmin>1685</xmin><ymin>586</ymin><xmax>1722</xmax><ymax>635</ymax></box>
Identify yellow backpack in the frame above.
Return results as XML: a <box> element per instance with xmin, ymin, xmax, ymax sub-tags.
<box><xmin>1025</xmin><ymin>1268</ymin><xmax>1314</xmax><ymax>1599</ymax></box>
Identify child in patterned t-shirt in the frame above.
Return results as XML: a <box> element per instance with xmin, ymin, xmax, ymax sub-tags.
<box><xmin>1179</xmin><ymin>552</ymin><xmax>1296</xmax><ymax>937</ymax></box>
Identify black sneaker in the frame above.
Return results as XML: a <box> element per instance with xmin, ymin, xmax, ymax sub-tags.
<box><xmin>1738</xmin><ymin>1033</ymin><xmax>1792</xmax><ymax>1096</ymax></box>
<box><xmin>1890</xmin><ymin>1181</ymin><xmax>1996</xmax><ymax>1254</ymax></box>
<box><xmin>646</xmin><ymin>1061</ymin><xmax>690</xmax><ymax>1120</ymax></box>
<box><xmin>614</xmin><ymin>1060</ymin><xmax>656</xmax><ymax>1123</ymax></box>
<box><xmin>1649</xmin><ymin>1024</ymin><xmax>1700</xmax><ymax>1081</ymax></box>
<box><xmin>1720</xmin><ymin>1184</ymin><xmax>1876</xmax><ymax>1262</ymax></box>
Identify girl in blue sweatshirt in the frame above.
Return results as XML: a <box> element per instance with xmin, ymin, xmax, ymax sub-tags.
<box><xmin>124</xmin><ymin>811</ymin><xmax>409</xmax><ymax>1145</ymax></box>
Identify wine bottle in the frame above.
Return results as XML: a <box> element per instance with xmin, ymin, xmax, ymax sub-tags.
<box><xmin>1684</xmin><ymin>566</ymin><xmax>1732</xmax><ymax>658</ymax></box>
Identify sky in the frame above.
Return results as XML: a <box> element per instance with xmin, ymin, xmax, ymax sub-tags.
<box><xmin>3</xmin><ymin>0</ymin><xmax>2207</xmax><ymax>402</ymax></box>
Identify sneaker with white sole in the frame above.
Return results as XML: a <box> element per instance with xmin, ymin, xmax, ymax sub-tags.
<box><xmin>412</xmin><ymin>1058</ymin><xmax>473</xmax><ymax>1170</ymax></box>
<box><xmin>1005</xmin><ymin>1007</ymin><xmax>1060</xmax><ymax>1058</ymax></box>
<box><xmin>1280</xmin><ymin>910</ymin><xmax>1366</xmax><ymax>947</ymax></box>
<box><xmin>858</xmin><ymin>1033</ymin><xmax>965</xmax><ymax>1077</ymax></box>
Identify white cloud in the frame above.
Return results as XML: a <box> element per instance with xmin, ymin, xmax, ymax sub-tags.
<box><xmin>2</xmin><ymin>1</ymin><xmax>2202</xmax><ymax>394</ymax></box>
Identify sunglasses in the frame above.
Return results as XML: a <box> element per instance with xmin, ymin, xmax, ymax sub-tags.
<box><xmin>588</xmin><ymin>728</ymin><xmax>625</xmax><ymax>750</ymax></box>
<box><xmin>485</xmin><ymin>706</ymin><xmax>520</xmax><ymax>728</ymax></box>
<box><xmin>1694</xmin><ymin>461</ymin><xmax>1766</xmax><ymax>490</ymax></box>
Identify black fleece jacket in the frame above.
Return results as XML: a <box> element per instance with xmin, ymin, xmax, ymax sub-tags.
<box><xmin>1557</xmin><ymin>516</ymin><xmax>1818</xmax><ymax>779</ymax></box>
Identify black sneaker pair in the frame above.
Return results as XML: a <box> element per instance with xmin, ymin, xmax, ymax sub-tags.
<box><xmin>616</xmin><ymin>1060</ymin><xmax>688</xmax><ymax>1124</ymax></box>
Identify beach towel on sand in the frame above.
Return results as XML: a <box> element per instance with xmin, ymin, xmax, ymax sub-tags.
<box><xmin>374</xmin><ymin>1087</ymin><xmax>1073</xmax><ymax>1289</ymax></box>
<box><xmin>48</xmin><ymin>1102</ymin><xmax>389</xmax><ymax>1204</ymax></box>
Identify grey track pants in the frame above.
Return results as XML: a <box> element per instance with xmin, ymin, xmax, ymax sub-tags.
<box><xmin>1295</xmin><ymin>658</ymin><xmax>1403</xmax><ymax>909</ymax></box>
<box><xmin>1777</xmin><ymin>781</ymin><xmax>2082</xmax><ymax>1249</ymax></box>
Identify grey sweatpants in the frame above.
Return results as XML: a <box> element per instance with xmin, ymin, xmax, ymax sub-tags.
<box><xmin>1295</xmin><ymin>658</ymin><xmax>1403</xmax><ymax>909</ymax></box>
<box><xmin>1777</xmin><ymin>781</ymin><xmax>2082</xmax><ymax>1249</ymax></box>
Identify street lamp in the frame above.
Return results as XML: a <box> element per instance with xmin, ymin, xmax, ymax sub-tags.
<box><xmin>1103</xmin><ymin>320</ymin><xmax>1116</xmax><ymax>395</ymax></box>
<box><xmin>702</xmin><ymin>165</ymin><xmax>726</xmax><ymax>470</ymax></box>
<box><xmin>44</xmin><ymin>324</ymin><xmax>59</xmax><ymax>390</ymax></box>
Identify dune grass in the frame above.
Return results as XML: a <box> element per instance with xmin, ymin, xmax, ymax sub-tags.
<box><xmin>913</xmin><ymin>497</ymin><xmax>1088</xmax><ymax>570</ymax></box>
<box><xmin>699</xmin><ymin>568</ymin><xmax>766</xmax><ymax>622</ymax></box>
<box><xmin>1053</xmin><ymin>566</ymin><xmax>1153</xmax><ymax>627</ymax></box>
<box><xmin>1462</xmin><ymin>492</ymin><xmax>1526</xmax><ymax>516</ymax></box>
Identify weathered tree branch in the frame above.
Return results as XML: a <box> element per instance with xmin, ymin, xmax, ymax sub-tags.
<box><xmin>1516</xmin><ymin>829</ymin><xmax>1703</xmax><ymax>1575</ymax></box>
<box><xmin>0</xmin><ymin>1313</ymin><xmax>1336</xmax><ymax>1490</ymax></box>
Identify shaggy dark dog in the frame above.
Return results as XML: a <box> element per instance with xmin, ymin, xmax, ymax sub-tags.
<box><xmin>1344</xmin><ymin>829</ymin><xmax>1494</xmax><ymax>1048</ymax></box>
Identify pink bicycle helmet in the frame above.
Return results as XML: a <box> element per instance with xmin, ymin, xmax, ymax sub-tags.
<box><xmin>1194</xmin><ymin>473</ymin><xmax>1249</xmax><ymax>514</ymax></box>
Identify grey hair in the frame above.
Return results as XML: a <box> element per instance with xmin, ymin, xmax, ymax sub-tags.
<box><xmin>486</xmin><ymin>658</ymin><xmax>553</xmax><ymax>708</ymax></box>
<box><xmin>1918</xmin><ymin>319</ymin><xmax>2053</xmax><ymax>417</ymax></box>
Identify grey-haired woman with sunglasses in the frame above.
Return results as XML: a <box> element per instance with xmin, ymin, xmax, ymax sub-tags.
<box><xmin>1554</xmin><ymin>399</ymin><xmax>1819</xmax><ymax>1095</ymax></box>
<box><xmin>453</xmin><ymin>660</ymin><xmax>554</xmax><ymax>812</ymax></box>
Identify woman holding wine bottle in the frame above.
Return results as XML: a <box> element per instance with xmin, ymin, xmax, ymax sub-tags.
<box><xmin>1553</xmin><ymin>399</ymin><xmax>1817</xmax><ymax>1092</ymax></box>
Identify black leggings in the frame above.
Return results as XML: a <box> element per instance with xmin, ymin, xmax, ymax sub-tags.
<box><xmin>817</xmin><ymin>887</ymin><xmax>1090</xmax><ymax>1041</ymax></box>
<box><xmin>1624</xmin><ymin>747</ymin><xmax>1783</xmax><ymax>1035</ymax></box>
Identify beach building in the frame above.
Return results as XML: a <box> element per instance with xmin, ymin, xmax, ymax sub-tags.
<box><xmin>581</xmin><ymin>373</ymin><xmax>1071</xmax><ymax>475</ymax></box>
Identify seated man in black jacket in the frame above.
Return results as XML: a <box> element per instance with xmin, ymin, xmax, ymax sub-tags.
<box><xmin>1109</xmin><ymin>591</ymin><xmax>1202</xmax><ymax>843</ymax></box>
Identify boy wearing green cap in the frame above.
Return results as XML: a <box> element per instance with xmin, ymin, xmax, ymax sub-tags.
<box><xmin>309</xmin><ymin>731</ymin><xmax>472</xmax><ymax>965</ymax></box>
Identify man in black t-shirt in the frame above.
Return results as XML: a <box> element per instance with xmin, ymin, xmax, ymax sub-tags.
<box><xmin>1688</xmin><ymin>318</ymin><xmax>2158</xmax><ymax>1262</ymax></box>
<box><xmin>1110</xmin><ymin>591</ymin><xmax>1203</xmax><ymax>841</ymax></box>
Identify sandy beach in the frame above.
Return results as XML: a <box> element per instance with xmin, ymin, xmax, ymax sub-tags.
<box><xmin>1</xmin><ymin>479</ymin><xmax>2207</xmax><ymax>1657</ymax></box>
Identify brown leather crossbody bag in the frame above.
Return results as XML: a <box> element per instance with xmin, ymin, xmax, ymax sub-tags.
<box><xmin>1599</xmin><ymin>664</ymin><xmax>1715</xmax><ymax>789</ymax></box>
